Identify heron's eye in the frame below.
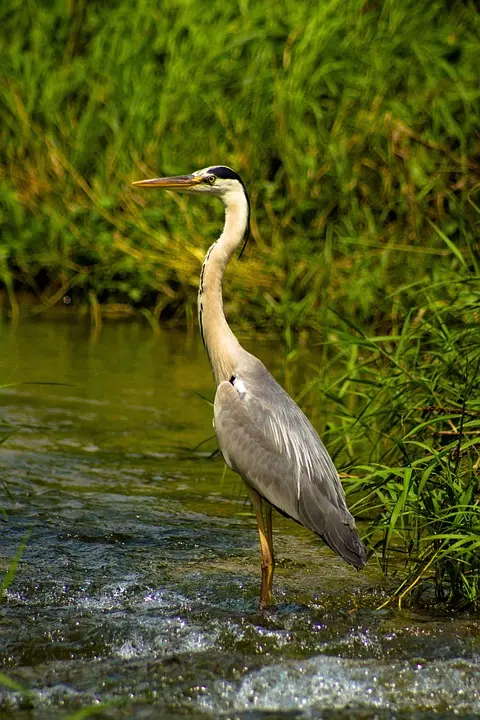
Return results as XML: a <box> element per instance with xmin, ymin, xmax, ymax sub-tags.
<box><xmin>205</xmin><ymin>175</ymin><xmax>216</xmax><ymax>185</ymax></box>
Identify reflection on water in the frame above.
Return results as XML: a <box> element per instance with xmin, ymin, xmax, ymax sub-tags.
<box><xmin>0</xmin><ymin>320</ymin><xmax>479</xmax><ymax>719</ymax></box>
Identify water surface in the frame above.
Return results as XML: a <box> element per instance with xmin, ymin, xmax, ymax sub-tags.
<box><xmin>0</xmin><ymin>320</ymin><xmax>479</xmax><ymax>719</ymax></box>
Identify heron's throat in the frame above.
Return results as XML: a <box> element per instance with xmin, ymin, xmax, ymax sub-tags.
<box><xmin>198</xmin><ymin>192</ymin><xmax>249</xmax><ymax>386</ymax></box>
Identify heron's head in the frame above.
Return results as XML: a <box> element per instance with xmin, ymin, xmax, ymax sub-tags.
<box><xmin>133</xmin><ymin>165</ymin><xmax>250</xmax><ymax>246</ymax></box>
<box><xmin>133</xmin><ymin>165</ymin><xmax>248</xmax><ymax>203</ymax></box>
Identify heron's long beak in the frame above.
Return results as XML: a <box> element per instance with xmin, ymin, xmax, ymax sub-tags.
<box><xmin>132</xmin><ymin>174</ymin><xmax>203</xmax><ymax>190</ymax></box>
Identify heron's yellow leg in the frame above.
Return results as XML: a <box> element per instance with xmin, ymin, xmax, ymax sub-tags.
<box><xmin>246</xmin><ymin>486</ymin><xmax>274</xmax><ymax>607</ymax></box>
<box><xmin>264</xmin><ymin>502</ymin><xmax>275</xmax><ymax>598</ymax></box>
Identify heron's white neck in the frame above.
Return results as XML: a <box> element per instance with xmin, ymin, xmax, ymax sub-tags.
<box><xmin>198</xmin><ymin>189</ymin><xmax>249</xmax><ymax>386</ymax></box>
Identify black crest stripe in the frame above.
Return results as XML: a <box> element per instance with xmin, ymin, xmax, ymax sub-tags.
<box><xmin>208</xmin><ymin>166</ymin><xmax>242</xmax><ymax>181</ymax></box>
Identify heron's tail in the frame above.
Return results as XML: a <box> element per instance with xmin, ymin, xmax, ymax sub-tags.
<box><xmin>321</xmin><ymin>516</ymin><xmax>367</xmax><ymax>569</ymax></box>
<box><xmin>298</xmin><ymin>489</ymin><xmax>367</xmax><ymax>569</ymax></box>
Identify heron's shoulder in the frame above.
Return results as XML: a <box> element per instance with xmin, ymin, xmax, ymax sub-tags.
<box><xmin>234</xmin><ymin>351</ymin><xmax>303</xmax><ymax>414</ymax></box>
<box><xmin>234</xmin><ymin>351</ymin><xmax>283</xmax><ymax>391</ymax></box>
<box><xmin>231</xmin><ymin>352</ymin><xmax>317</xmax><ymax>451</ymax></box>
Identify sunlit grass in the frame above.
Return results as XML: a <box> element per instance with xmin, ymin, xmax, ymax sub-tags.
<box><xmin>1</xmin><ymin>0</ymin><xmax>479</xmax><ymax>332</ymax></box>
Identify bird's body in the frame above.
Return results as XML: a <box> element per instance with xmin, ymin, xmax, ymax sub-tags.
<box><xmin>133</xmin><ymin>165</ymin><xmax>366</xmax><ymax>604</ymax></box>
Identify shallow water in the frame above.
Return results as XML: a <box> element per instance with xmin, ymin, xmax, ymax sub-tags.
<box><xmin>0</xmin><ymin>320</ymin><xmax>479</xmax><ymax>719</ymax></box>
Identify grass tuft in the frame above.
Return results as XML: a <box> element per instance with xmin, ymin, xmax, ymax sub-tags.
<box><xmin>316</xmin><ymin>273</ymin><xmax>480</xmax><ymax>608</ymax></box>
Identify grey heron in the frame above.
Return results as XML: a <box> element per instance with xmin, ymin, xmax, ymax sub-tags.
<box><xmin>133</xmin><ymin>166</ymin><xmax>367</xmax><ymax>605</ymax></box>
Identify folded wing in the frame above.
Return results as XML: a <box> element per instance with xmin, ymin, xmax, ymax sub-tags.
<box><xmin>213</xmin><ymin>355</ymin><xmax>366</xmax><ymax>569</ymax></box>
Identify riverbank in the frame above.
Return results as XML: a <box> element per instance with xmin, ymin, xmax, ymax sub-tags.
<box><xmin>1</xmin><ymin>0</ymin><xmax>479</xmax><ymax>334</ymax></box>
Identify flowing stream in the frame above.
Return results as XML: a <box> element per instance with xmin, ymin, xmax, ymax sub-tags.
<box><xmin>0</xmin><ymin>320</ymin><xmax>479</xmax><ymax>719</ymax></box>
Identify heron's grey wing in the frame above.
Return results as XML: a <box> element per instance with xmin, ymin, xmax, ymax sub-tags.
<box><xmin>214</xmin><ymin>368</ymin><xmax>366</xmax><ymax>569</ymax></box>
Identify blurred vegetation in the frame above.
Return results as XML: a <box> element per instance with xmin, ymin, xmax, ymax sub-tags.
<box><xmin>0</xmin><ymin>0</ymin><xmax>478</xmax><ymax>329</ymax></box>
<box><xmin>1</xmin><ymin>0</ymin><xmax>479</xmax><ymax>607</ymax></box>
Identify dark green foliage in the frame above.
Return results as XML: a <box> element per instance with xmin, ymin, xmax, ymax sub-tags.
<box><xmin>1</xmin><ymin>0</ymin><xmax>479</xmax><ymax>327</ymax></box>
<box><xmin>312</xmin><ymin>272</ymin><xmax>480</xmax><ymax>608</ymax></box>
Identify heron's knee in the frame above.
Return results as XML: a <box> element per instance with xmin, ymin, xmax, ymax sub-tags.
<box><xmin>261</xmin><ymin>555</ymin><xmax>274</xmax><ymax>570</ymax></box>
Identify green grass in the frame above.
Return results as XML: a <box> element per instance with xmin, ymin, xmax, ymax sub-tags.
<box><xmin>1</xmin><ymin>0</ymin><xmax>479</xmax><ymax>608</ymax></box>
<box><xmin>1</xmin><ymin>0</ymin><xmax>479</xmax><ymax>328</ymax></box>
<box><xmin>314</xmin><ymin>274</ymin><xmax>480</xmax><ymax>608</ymax></box>
<box><xmin>0</xmin><ymin>530</ymin><xmax>31</xmax><ymax>600</ymax></box>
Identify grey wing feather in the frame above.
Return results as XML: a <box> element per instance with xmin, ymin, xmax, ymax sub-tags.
<box><xmin>214</xmin><ymin>353</ymin><xmax>366</xmax><ymax>568</ymax></box>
